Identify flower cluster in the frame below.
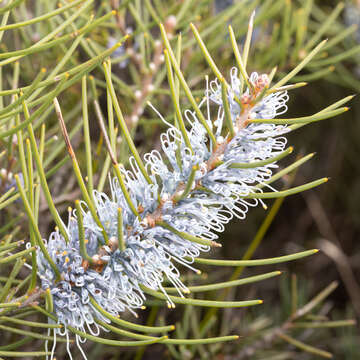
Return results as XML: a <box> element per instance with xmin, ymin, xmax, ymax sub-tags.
<box><xmin>37</xmin><ymin>68</ymin><xmax>290</xmax><ymax>358</ymax></box>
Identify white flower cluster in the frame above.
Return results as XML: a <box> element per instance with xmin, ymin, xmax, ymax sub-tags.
<box><xmin>38</xmin><ymin>68</ymin><xmax>290</xmax><ymax>358</ymax></box>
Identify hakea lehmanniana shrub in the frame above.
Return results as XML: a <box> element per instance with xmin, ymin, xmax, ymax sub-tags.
<box><xmin>38</xmin><ymin>71</ymin><xmax>292</xmax><ymax>357</ymax></box>
<box><xmin>30</xmin><ymin>21</ymin><xmax>346</xmax><ymax>359</ymax></box>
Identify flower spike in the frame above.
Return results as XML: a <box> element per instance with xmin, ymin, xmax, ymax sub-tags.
<box><xmin>30</xmin><ymin>16</ymin><xmax>347</xmax><ymax>359</ymax></box>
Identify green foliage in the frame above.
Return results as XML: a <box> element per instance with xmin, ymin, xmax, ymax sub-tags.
<box><xmin>0</xmin><ymin>0</ymin><xmax>358</xmax><ymax>359</ymax></box>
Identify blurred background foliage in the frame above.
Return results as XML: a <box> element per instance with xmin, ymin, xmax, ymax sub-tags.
<box><xmin>0</xmin><ymin>0</ymin><xmax>359</xmax><ymax>358</ymax></box>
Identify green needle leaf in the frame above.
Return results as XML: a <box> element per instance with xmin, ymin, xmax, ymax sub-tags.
<box><xmin>309</xmin><ymin>45</ymin><xmax>360</xmax><ymax>68</ymax></box>
<box><xmin>221</xmin><ymin>79</ymin><xmax>236</xmax><ymax>137</ymax></box>
<box><xmin>294</xmin><ymin>281</ymin><xmax>338</xmax><ymax>318</ymax></box>
<box><xmin>54</xmin><ymin>98</ymin><xmax>109</xmax><ymax>244</ymax></box>
<box><xmin>0</xmin><ymin>316</ymin><xmax>62</xmax><ymax>329</ymax></box>
<box><xmin>0</xmin><ymin>0</ymin><xmax>94</xmax><ymax>67</ymax></box>
<box><xmin>89</xmin><ymin>297</ymin><xmax>175</xmax><ymax>333</ymax></box>
<box><xmin>193</xmin><ymin>249</ymin><xmax>318</xmax><ymax>266</ymax></box>
<box><xmin>245</xmin><ymin>178</ymin><xmax>328</xmax><ymax>198</ymax></box>
<box><xmin>164</xmin><ymin>271</ymin><xmax>281</xmax><ymax>293</ymax></box>
<box><xmin>0</xmin><ymin>76</ymin><xmax>69</xmax><ymax>139</ymax></box>
<box><xmin>159</xmin><ymin>23</ymin><xmax>217</xmax><ymax>147</ymax></box>
<box><xmin>0</xmin><ymin>337</ymin><xmax>31</xmax><ymax>351</ymax></box>
<box><xmin>141</xmin><ymin>285</ymin><xmax>263</xmax><ymax>308</ymax></box>
<box><xmin>0</xmin><ymin>324</ymin><xmax>70</xmax><ymax>343</ymax></box>
<box><xmin>249</xmin><ymin>107</ymin><xmax>348</xmax><ymax>124</ymax></box>
<box><xmin>228</xmin><ymin>147</ymin><xmax>293</xmax><ymax>169</ymax></box>
<box><xmin>278</xmin><ymin>332</ymin><xmax>333</xmax><ymax>358</ymax></box>
<box><xmin>242</xmin><ymin>10</ymin><xmax>255</xmax><ymax>70</ymax></box>
<box><xmin>228</xmin><ymin>24</ymin><xmax>249</xmax><ymax>89</ymax></box>
<box><xmin>291</xmin><ymin>320</ymin><xmax>356</xmax><ymax>329</ymax></box>
<box><xmin>0</xmin><ymin>0</ymin><xmax>84</xmax><ymax>31</ymax></box>
<box><xmin>14</xmin><ymin>175</ymin><xmax>60</xmax><ymax>280</ymax></box>
<box><xmin>173</xmin><ymin>165</ymin><xmax>198</xmax><ymax>203</ymax></box>
<box><xmin>0</xmin><ymin>68</ymin><xmax>46</xmax><ymax>117</ymax></box>
<box><xmin>103</xmin><ymin>59</ymin><xmax>153</xmax><ymax>185</ymax></box>
<box><xmin>260</xmin><ymin>153</ymin><xmax>315</xmax><ymax>186</ymax></box>
<box><xmin>0</xmin><ymin>303</ymin><xmax>20</xmax><ymax>309</ymax></box>
<box><xmin>0</xmin><ymin>37</ymin><xmax>127</xmax><ymax>97</ymax></box>
<box><xmin>0</xmin><ymin>247</ymin><xmax>35</xmax><ymax>265</ymax></box>
<box><xmin>0</xmin><ymin>0</ymin><xmax>24</xmax><ymax>15</ymax></box>
<box><xmin>190</xmin><ymin>23</ymin><xmax>223</xmax><ymax>81</ymax></box>
<box><xmin>0</xmin><ymin>351</ymin><xmax>51</xmax><ymax>358</ymax></box>
<box><xmin>156</xmin><ymin>221</ymin><xmax>221</xmax><ymax>248</ymax></box>
<box><xmin>33</xmin><ymin>306</ymin><xmax>168</xmax><ymax>346</ymax></box>
<box><xmin>99</xmin><ymin>319</ymin><xmax>239</xmax><ymax>345</ymax></box>
<box><xmin>93</xmin><ymin>99</ymin><xmax>140</xmax><ymax>219</ymax></box>
<box><xmin>75</xmin><ymin>200</ymin><xmax>94</xmax><ymax>264</ymax></box>
<box><xmin>26</xmin><ymin>112</ymin><xmax>70</xmax><ymax>242</ymax></box>
<box><xmin>81</xmin><ymin>75</ymin><xmax>93</xmax><ymax>195</ymax></box>
<box><xmin>163</xmin><ymin>50</ymin><xmax>192</xmax><ymax>151</ymax></box>
<box><xmin>269</xmin><ymin>39</ymin><xmax>328</xmax><ymax>90</ymax></box>
<box><xmin>117</xmin><ymin>208</ymin><xmax>126</xmax><ymax>252</ymax></box>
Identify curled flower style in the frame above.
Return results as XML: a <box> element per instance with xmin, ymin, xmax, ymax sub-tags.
<box><xmin>38</xmin><ymin>67</ymin><xmax>291</xmax><ymax>358</ymax></box>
